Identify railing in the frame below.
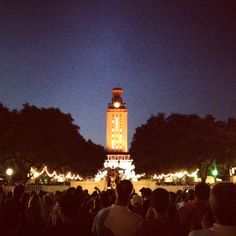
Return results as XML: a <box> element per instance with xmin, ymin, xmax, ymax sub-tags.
<box><xmin>25</xmin><ymin>185</ymin><xmax>43</xmax><ymax>193</ymax></box>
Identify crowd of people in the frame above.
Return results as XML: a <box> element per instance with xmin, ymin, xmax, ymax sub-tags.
<box><xmin>0</xmin><ymin>181</ymin><xmax>235</xmax><ymax>236</ymax></box>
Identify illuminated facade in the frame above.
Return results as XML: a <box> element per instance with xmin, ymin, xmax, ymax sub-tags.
<box><xmin>104</xmin><ymin>88</ymin><xmax>135</xmax><ymax>176</ymax></box>
<box><xmin>106</xmin><ymin>88</ymin><xmax>128</xmax><ymax>153</ymax></box>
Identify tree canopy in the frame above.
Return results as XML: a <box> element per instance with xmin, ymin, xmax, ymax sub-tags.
<box><xmin>0</xmin><ymin>103</ymin><xmax>105</xmax><ymax>181</ymax></box>
<box><xmin>130</xmin><ymin>113</ymin><xmax>236</xmax><ymax>180</ymax></box>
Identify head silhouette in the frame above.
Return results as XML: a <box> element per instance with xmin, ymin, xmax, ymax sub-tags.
<box><xmin>116</xmin><ymin>180</ymin><xmax>133</xmax><ymax>205</ymax></box>
<box><xmin>210</xmin><ymin>182</ymin><xmax>236</xmax><ymax>226</ymax></box>
<box><xmin>151</xmin><ymin>188</ymin><xmax>169</xmax><ymax>214</ymax></box>
<box><xmin>195</xmin><ymin>183</ymin><xmax>210</xmax><ymax>200</ymax></box>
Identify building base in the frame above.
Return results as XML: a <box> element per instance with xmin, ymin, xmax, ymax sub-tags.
<box><xmin>94</xmin><ymin>154</ymin><xmax>142</xmax><ymax>185</ymax></box>
<box><xmin>104</xmin><ymin>153</ymin><xmax>136</xmax><ymax>179</ymax></box>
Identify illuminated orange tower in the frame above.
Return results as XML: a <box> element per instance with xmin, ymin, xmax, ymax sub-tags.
<box><xmin>106</xmin><ymin>88</ymin><xmax>128</xmax><ymax>153</ymax></box>
<box><xmin>104</xmin><ymin>88</ymin><xmax>134</xmax><ymax>175</ymax></box>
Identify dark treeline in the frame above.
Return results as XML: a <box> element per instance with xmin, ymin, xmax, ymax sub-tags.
<box><xmin>130</xmin><ymin>113</ymin><xmax>236</xmax><ymax>181</ymax></box>
<box><xmin>1</xmin><ymin>103</ymin><xmax>236</xmax><ymax>182</ymax></box>
<box><xmin>0</xmin><ymin>103</ymin><xmax>105</xmax><ymax>181</ymax></box>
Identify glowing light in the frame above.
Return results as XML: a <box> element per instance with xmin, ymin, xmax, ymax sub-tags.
<box><xmin>29</xmin><ymin>166</ymin><xmax>82</xmax><ymax>182</ymax></box>
<box><xmin>230</xmin><ymin>167</ymin><xmax>236</xmax><ymax>176</ymax></box>
<box><xmin>95</xmin><ymin>170</ymin><xmax>108</xmax><ymax>182</ymax></box>
<box><xmin>114</xmin><ymin>102</ymin><xmax>121</xmax><ymax>108</ymax></box>
<box><xmin>115</xmin><ymin>117</ymin><xmax>119</xmax><ymax>126</ymax></box>
<box><xmin>6</xmin><ymin>168</ymin><xmax>13</xmax><ymax>176</ymax></box>
<box><xmin>101</xmin><ymin>157</ymin><xmax>144</xmax><ymax>182</ymax></box>
<box><xmin>153</xmin><ymin>169</ymin><xmax>199</xmax><ymax>182</ymax></box>
<box><xmin>33</xmin><ymin>171</ymin><xmax>40</xmax><ymax>178</ymax></box>
<box><xmin>212</xmin><ymin>168</ymin><xmax>218</xmax><ymax>177</ymax></box>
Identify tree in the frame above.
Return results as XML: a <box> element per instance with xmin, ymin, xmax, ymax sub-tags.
<box><xmin>0</xmin><ymin>103</ymin><xmax>105</xmax><ymax>182</ymax></box>
<box><xmin>0</xmin><ymin>104</ymin><xmax>18</xmax><ymax>177</ymax></box>
<box><xmin>130</xmin><ymin>113</ymin><xmax>236</xmax><ymax>182</ymax></box>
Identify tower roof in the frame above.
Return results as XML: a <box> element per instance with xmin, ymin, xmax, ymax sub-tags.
<box><xmin>112</xmin><ymin>87</ymin><xmax>123</xmax><ymax>95</ymax></box>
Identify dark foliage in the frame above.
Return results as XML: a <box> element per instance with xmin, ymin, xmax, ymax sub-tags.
<box><xmin>130</xmin><ymin>113</ymin><xmax>236</xmax><ymax>180</ymax></box>
<box><xmin>0</xmin><ymin>103</ymin><xmax>105</xmax><ymax>181</ymax></box>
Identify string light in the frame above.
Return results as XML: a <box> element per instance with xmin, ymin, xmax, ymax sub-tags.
<box><xmin>153</xmin><ymin>169</ymin><xmax>199</xmax><ymax>181</ymax></box>
<box><xmin>29</xmin><ymin>166</ymin><xmax>82</xmax><ymax>181</ymax></box>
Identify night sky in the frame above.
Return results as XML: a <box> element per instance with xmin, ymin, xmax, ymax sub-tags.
<box><xmin>0</xmin><ymin>1</ymin><xmax>235</xmax><ymax>146</ymax></box>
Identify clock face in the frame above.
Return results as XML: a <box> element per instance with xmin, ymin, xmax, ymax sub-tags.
<box><xmin>113</xmin><ymin>102</ymin><xmax>121</xmax><ymax>108</ymax></box>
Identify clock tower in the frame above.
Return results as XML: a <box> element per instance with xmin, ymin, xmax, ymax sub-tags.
<box><xmin>104</xmin><ymin>88</ymin><xmax>135</xmax><ymax>176</ymax></box>
<box><xmin>106</xmin><ymin>88</ymin><xmax>128</xmax><ymax>153</ymax></box>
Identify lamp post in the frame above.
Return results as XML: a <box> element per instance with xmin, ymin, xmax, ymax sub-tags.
<box><xmin>6</xmin><ymin>168</ymin><xmax>13</xmax><ymax>185</ymax></box>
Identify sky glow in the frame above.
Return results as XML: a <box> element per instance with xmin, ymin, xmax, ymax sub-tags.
<box><xmin>0</xmin><ymin>1</ymin><xmax>235</xmax><ymax>146</ymax></box>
